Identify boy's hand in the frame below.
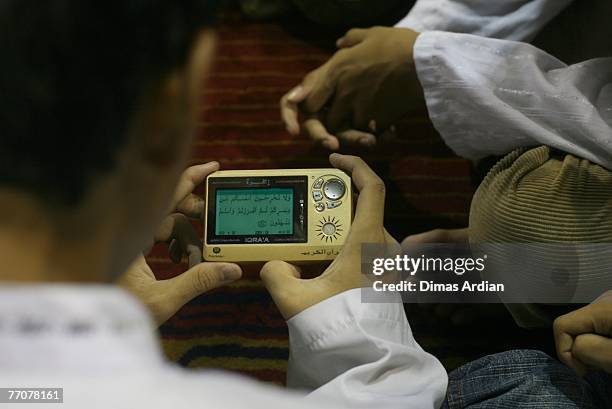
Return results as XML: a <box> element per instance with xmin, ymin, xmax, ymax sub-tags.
<box><xmin>280</xmin><ymin>27</ymin><xmax>423</xmax><ymax>150</ymax></box>
<box><xmin>401</xmin><ymin>228</ymin><xmax>469</xmax><ymax>248</ymax></box>
<box><xmin>260</xmin><ymin>154</ymin><xmax>397</xmax><ymax>319</ymax></box>
<box><xmin>554</xmin><ymin>291</ymin><xmax>612</xmax><ymax>375</ymax></box>
<box><xmin>118</xmin><ymin>162</ymin><xmax>242</xmax><ymax>325</ymax></box>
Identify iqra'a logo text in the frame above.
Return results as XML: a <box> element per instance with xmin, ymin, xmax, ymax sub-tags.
<box><xmin>245</xmin><ymin>237</ymin><xmax>270</xmax><ymax>243</ymax></box>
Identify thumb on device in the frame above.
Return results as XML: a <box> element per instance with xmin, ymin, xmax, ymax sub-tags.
<box><xmin>170</xmin><ymin>262</ymin><xmax>242</xmax><ymax>300</ymax></box>
<box><xmin>152</xmin><ymin>262</ymin><xmax>241</xmax><ymax>324</ymax></box>
<box><xmin>260</xmin><ymin>260</ymin><xmax>303</xmax><ymax>319</ymax></box>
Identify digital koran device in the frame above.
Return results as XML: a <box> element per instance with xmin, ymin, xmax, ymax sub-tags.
<box><xmin>204</xmin><ymin>169</ymin><xmax>352</xmax><ymax>262</ymax></box>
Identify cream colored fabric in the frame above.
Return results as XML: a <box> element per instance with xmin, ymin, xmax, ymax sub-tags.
<box><xmin>469</xmin><ymin>146</ymin><xmax>612</xmax><ymax>327</ymax></box>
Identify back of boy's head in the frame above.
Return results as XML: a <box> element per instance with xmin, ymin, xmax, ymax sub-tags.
<box><xmin>0</xmin><ymin>1</ymin><xmax>219</xmax><ymax>207</ymax></box>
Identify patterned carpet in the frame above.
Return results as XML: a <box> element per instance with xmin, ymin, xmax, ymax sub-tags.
<box><xmin>147</xmin><ymin>10</ymin><xmax>555</xmax><ymax>385</ymax></box>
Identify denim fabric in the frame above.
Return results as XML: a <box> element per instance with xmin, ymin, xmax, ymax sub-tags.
<box><xmin>443</xmin><ymin>350</ymin><xmax>611</xmax><ymax>409</ymax></box>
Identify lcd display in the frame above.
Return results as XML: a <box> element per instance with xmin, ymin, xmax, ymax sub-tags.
<box><xmin>215</xmin><ymin>188</ymin><xmax>294</xmax><ymax>236</ymax></box>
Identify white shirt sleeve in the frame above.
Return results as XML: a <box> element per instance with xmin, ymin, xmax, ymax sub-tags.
<box><xmin>286</xmin><ymin>289</ymin><xmax>448</xmax><ymax>409</ymax></box>
<box><xmin>413</xmin><ymin>31</ymin><xmax>612</xmax><ymax>170</ymax></box>
<box><xmin>3</xmin><ymin>286</ymin><xmax>447</xmax><ymax>409</ymax></box>
<box><xmin>396</xmin><ymin>0</ymin><xmax>573</xmax><ymax>41</ymax></box>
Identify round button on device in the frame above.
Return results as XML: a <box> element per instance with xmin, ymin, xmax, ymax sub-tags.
<box><xmin>323</xmin><ymin>178</ymin><xmax>346</xmax><ymax>201</ymax></box>
<box><xmin>322</xmin><ymin>222</ymin><xmax>336</xmax><ymax>236</ymax></box>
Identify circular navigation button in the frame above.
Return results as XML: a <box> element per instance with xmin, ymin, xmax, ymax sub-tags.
<box><xmin>322</xmin><ymin>222</ymin><xmax>336</xmax><ymax>236</ymax></box>
<box><xmin>323</xmin><ymin>178</ymin><xmax>346</xmax><ymax>200</ymax></box>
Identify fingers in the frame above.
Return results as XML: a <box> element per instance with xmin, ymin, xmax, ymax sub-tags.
<box><xmin>303</xmin><ymin>117</ymin><xmax>340</xmax><ymax>150</ymax></box>
<box><xmin>176</xmin><ymin>194</ymin><xmax>205</xmax><ymax>220</ymax></box>
<box><xmin>169</xmin><ymin>239</ymin><xmax>183</xmax><ymax>263</ymax></box>
<box><xmin>154</xmin><ymin>214</ymin><xmax>177</xmax><ymax>243</ymax></box>
<box><xmin>554</xmin><ymin>323</ymin><xmax>587</xmax><ymax>376</ymax></box>
<box><xmin>302</xmin><ymin>63</ymin><xmax>335</xmax><ymax>114</ymax></box>
<box><xmin>336</xmin><ymin>28</ymin><xmax>368</xmax><ymax>48</ymax></box>
<box><xmin>186</xmin><ymin>244</ymin><xmax>202</xmax><ymax>268</ymax></box>
<box><xmin>572</xmin><ymin>333</ymin><xmax>612</xmax><ymax>374</ymax></box>
<box><xmin>260</xmin><ymin>260</ymin><xmax>301</xmax><ymax>290</ymax></box>
<box><xmin>168</xmin><ymin>240</ymin><xmax>202</xmax><ymax>268</ymax></box>
<box><xmin>280</xmin><ymin>85</ymin><xmax>309</xmax><ymax>136</ymax></box>
<box><xmin>170</xmin><ymin>239</ymin><xmax>202</xmax><ymax>268</ymax></box>
<box><xmin>169</xmin><ymin>262</ymin><xmax>242</xmax><ymax>302</ymax></box>
<box><xmin>553</xmin><ymin>303</ymin><xmax>612</xmax><ymax>376</ymax></box>
<box><xmin>324</xmin><ymin>90</ymin><xmax>351</xmax><ymax>132</ymax></box>
<box><xmin>401</xmin><ymin>228</ymin><xmax>470</xmax><ymax>248</ymax></box>
<box><xmin>354</xmin><ymin>101</ymin><xmax>382</xmax><ymax>132</ymax></box>
<box><xmin>553</xmin><ymin>305</ymin><xmax>605</xmax><ymax>338</ymax></box>
<box><xmin>594</xmin><ymin>290</ymin><xmax>612</xmax><ymax>304</ymax></box>
<box><xmin>378</xmin><ymin>126</ymin><xmax>398</xmax><ymax>145</ymax></box>
<box><xmin>171</xmin><ymin>162</ymin><xmax>219</xmax><ymax>211</ymax></box>
<box><xmin>260</xmin><ymin>260</ymin><xmax>302</xmax><ymax>319</ymax></box>
<box><xmin>336</xmin><ymin>129</ymin><xmax>376</xmax><ymax>148</ymax></box>
<box><xmin>552</xmin><ymin>298</ymin><xmax>612</xmax><ymax>347</ymax></box>
<box><xmin>281</xmin><ymin>64</ymin><xmax>336</xmax><ymax>144</ymax></box>
<box><xmin>329</xmin><ymin>154</ymin><xmax>385</xmax><ymax>231</ymax></box>
<box><xmin>155</xmin><ymin>213</ymin><xmax>202</xmax><ymax>266</ymax></box>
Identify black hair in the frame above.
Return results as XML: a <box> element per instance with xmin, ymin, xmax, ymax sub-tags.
<box><xmin>0</xmin><ymin>1</ymin><xmax>219</xmax><ymax>206</ymax></box>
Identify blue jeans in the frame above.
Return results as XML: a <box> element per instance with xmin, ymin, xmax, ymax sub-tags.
<box><xmin>443</xmin><ymin>350</ymin><xmax>611</xmax><ymax>408</ymax></box>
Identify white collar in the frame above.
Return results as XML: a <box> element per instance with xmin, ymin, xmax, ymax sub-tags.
<box><xmin>0</xmin><ymin>284</ymin><xmax>164</xmax><ymax>374</ymax></box>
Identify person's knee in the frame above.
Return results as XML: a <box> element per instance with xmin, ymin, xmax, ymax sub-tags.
<box><xmin>447</xmin><ymin>350</ymin><xmax>599</xmax><ymax>409</ymax></box>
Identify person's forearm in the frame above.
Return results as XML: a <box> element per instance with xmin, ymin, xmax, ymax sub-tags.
<box><xmin>413</xmin><ymin>31</ymin><xmax>612</xmax><ymax>170</ymax></box>
<box><xmin>287</xmin><ymin>289</ymin><xmax>447</xmax><ymax>409</ymax></box>
<box><xmin>396</xmin><ymin>0</ymin><xmax>573</xmax><ymax>41</ymax></box>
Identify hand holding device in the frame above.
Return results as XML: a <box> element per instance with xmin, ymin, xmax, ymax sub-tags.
<box><xmin>260</xmin><ymin>154</ymin><xmax>397</xmax><ymax>319</ymax></box>
<box><xmin>118</xmin><ymin>162</ymin><xmax>242</xmax><ymax>325</ymax></box>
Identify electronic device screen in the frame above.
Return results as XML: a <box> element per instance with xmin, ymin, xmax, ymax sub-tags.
<box><xmin>206</xmin><ymin>175</ymin><xmax>308</xmax><ymax>244</ymax></box>
<box><xmin>215</xmin><ymin>187</ymin><xmax>294</xmax><ymax>236</ymax></box>
<box><xmin>204</xmin><ymin>169</ymin><xmax>351</xmax><ymax>261</ymax></box>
